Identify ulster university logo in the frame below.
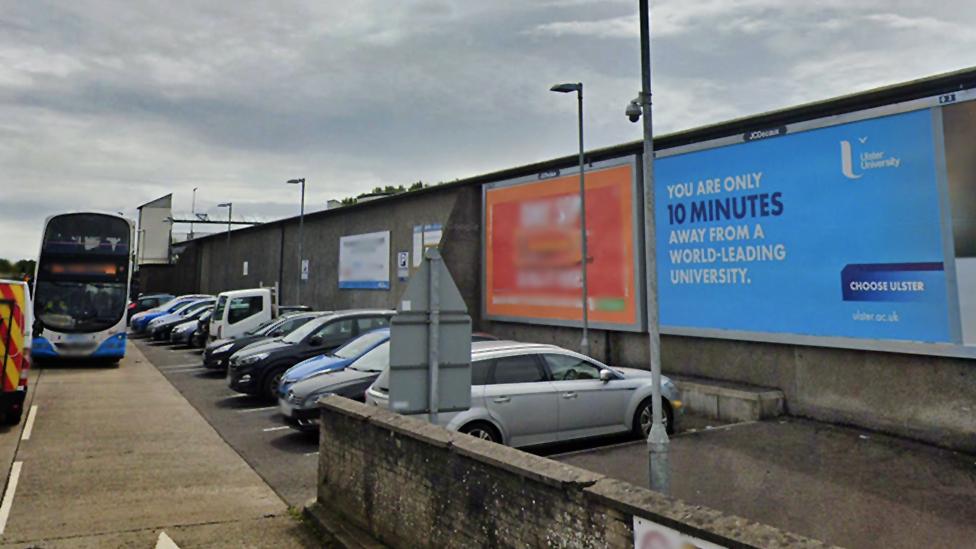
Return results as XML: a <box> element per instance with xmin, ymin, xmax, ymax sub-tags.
<box><xmin>840</xmin><ymin>136</ymin><xmax>901</xmax><ymax>180</ymax></box>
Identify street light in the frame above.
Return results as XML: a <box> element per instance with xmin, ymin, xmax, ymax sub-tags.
<box><xmin>626</xmin><ymin>0</ymin><xmax>670</xmax><ymax>495</ymax></box>
<box><xmin>550</xmin><ymin>81</ymin><xmax>590</xmax><ymax>357</ymax></box>
<box><xmin>190</xmin><ymin>187</ymin><xmax>198</xmax><ymax>240</ymax></box>
<box><xmin>286</xmin><ymin>178</ymin><xmax>306</xmax><ymax>305</ymax></box>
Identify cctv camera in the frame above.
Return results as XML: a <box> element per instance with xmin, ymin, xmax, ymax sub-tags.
<box><xmin>626</xmin><ymin>100</ymin><xmax>642</xmax><ymax>123</ymax></box>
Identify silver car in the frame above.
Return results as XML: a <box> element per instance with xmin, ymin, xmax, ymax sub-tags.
<box><xmin>365</xmin><ymin>341</ymin><xmax>683</xmax><ymax>447</ymax></box>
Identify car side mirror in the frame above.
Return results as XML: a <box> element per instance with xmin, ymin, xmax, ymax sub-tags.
<box><xmin>599</xmin><ymin>369</ymin><xmax>613</xmax><ymax>383</ymax></box>
<box><xmin>308</xmin><ymin>334</ymin><xmax>324</xmax><ymax>346</ymax></box>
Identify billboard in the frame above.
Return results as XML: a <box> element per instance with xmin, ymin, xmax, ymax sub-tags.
<box><xmin>483</xmin><ymin>160</ymin><xmax>643</xmax><ymax>331</ymax></box>
<box><xmin>655</xmin><ymin>99</ymin><xmax>976</xmax><ymax>350</ymax></box>
<box><xmin>136</xmin><ymin>194</ymin><xmax>172</xmax><ymax>265</ymax></box>
<box><xmin>338</xmin><ymin>231</ymin><xmax>390</xmax><ymax>290</ymax></box>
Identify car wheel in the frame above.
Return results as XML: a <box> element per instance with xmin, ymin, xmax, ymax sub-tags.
<box><xmin>459</xmin><ymin>422</ymin><xmax>501</xmax><ymax>443</ymax></box>
<box><xmin>634</xmin><ymin>398</ymin><xmax>674</xmax><ymax>438</ymax></box>
<box><xmin>3</xmin><ymin>408</ymin><xmax>22</xmax><ymax>426</ymax></box>
<box><xmin>262</xmin><ymin>367</ymin><xmax>287</xmax><ymax>401</ymax></box>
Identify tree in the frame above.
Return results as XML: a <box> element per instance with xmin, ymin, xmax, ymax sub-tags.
<box><xmin>13</xmin><ymin>260</ymin><xmax>35</xmax><ymax>275</ymax></box>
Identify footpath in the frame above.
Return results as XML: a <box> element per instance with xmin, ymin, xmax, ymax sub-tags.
<box><xmin>0</xmin><ymin>343</ymin><xmax>320</xmax><ymax>548</ymax></box>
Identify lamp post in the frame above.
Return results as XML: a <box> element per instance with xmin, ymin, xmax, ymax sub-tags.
<box><xmin>625</xmin><ymin>0</ymin><xmax>670</xmax><ymax>494</ymax></box>
<box><xmin>287</xmin><ymin>178</ymin><xmax>306</xmax><ymax>305</ymax></box>
<box><xmin>550</xmin><ymin>82</ymin><xmax>590</xmax><ymax>357</ymax></box>
<box><xmin>190</xmin><ymin>187</ymin><xmax>198</xmax><ymax>240</ymax></box>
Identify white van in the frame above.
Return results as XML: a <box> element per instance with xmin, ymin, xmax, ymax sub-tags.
<box><xmin>209</xmin><ymin>288</ymin><xmax>277</xmax><ymax>342</ymax></box>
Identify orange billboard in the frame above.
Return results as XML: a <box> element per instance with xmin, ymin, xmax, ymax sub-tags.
<box><xmin>483</xmin><ymin>160</ymin><xmax>643</xmax><ymax>330</ymax></box>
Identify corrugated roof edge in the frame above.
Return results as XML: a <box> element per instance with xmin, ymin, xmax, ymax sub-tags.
<box><xmin>184</xmin><ymin>66</ymin><xmax>976</xmax><ymax>245</ymax></box>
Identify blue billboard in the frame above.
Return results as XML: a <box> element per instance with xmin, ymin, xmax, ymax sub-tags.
<box><xmin>656</xmin><ymin>108</ymin><xmax>954</xmax><ymax>343</ymax></box>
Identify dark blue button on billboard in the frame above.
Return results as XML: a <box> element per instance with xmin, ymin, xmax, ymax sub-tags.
<box><xmin>841</xmin><ymin>263</ymin><xmax>944</xmax><ymax>302</ymax></box>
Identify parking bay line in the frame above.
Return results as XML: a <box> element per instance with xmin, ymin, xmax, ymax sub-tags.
<box><xmin>157</xmin><ymin>362</ymin><xmax>202</xmax><ymax>371</ymax></box>
<box><xmin>236</xmin><ymin>406</ymin><xmax>277</xmax><ymax>414</ymax></box>
<box><xmin>0</xmin><ymin>461</ymin><xmax>23</xmax><ymax>535</ymax></box>
<box><xmin>20</xmin><ymin>406</ymin><xmax>37</xmax><ymax>441</ymax></box>
<box><xmin>262</xmin><ymin>426</ymin><xmax>289</xmax><ymax>432</ymax></box>
<box><xmin>164</xmin><ymin>367</ymin><xmax>207</xmax><ymax>374</ymax></box>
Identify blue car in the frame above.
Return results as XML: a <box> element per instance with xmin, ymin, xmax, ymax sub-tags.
<box><xmin>130</xmin><ymin>295</ymin><xmax>209</xmax><ymax>333</ymax></box>
<box><xmin>278</xmin><ymin>328</ymin><xmax>390</xmax><ymax>398</ymax></box>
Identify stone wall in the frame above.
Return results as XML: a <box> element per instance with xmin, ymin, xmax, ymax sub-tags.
<box><xmin>314</xmin><ymin>396</ymin><xmax>827</xmax><ymax>549</ymax></box>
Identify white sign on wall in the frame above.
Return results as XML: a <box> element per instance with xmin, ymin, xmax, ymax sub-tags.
<box><xmin>242</xmin><ymin>261</ymin><xmax>248</xmax><ymax>276</ymax></box>
<box><xmin>339</xmin><ymin>231</ymin><xmax>390</xmax><ymax>290</ymax></box>
<box><xmin>397</xmin><ymin>251</ymin><xmax>409</xmax><ymax>281</ymax></box>
<box><xmin>301</xmin><ymin>259</ymin><xmax>309</xmax><ymax>281</ymax></box>
<box><xmin>633</xmin><ymin>517</ymin><xmax>725</xmax><ymax>549</ymax></box>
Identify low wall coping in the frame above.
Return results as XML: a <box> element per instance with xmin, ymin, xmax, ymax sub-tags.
<box><xmin>317</xmin><ymin>396</ymin><xmax>832</xmax><ymax>548</ymax></box>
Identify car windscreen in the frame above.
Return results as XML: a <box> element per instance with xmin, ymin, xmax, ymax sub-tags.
<box><xmin>249</xmin><ymin>316</ymin><xmax>284</xmax><ymax>336</ymax></box>
<box><xmin>282</xmin><ymin>315</ymin><xmax>330</xmax><ymax>344</ymax></box>
<box><xmin>334</xmin><ymin>330</ymin><xmax>389</xmax><ymax>360</ymax></box>
<box><xmin>212</xmin><ymin>296</ymin><xmax>227</xmax><ymax>321</ymax></box>
<box><xmin>348</xmin><ymin>341</ymin><xmax>390</xmax><ymax>373</ymax></box>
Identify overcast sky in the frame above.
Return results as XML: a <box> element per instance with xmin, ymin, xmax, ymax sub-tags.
<box><xmin>2</xmin><ymin>0</ymin><xmax>976</xmax><ymax>260</ymax></box>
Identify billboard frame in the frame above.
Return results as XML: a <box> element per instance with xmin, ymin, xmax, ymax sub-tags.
<box><xmin>481</xmin><ymin>156</ymin><xmax>646</xmax><ymax>332</ymax></box>
<box><xmin>653</xmin><ymin>87</ymin><xmax>976</xmax><ymax>359</ymax></box>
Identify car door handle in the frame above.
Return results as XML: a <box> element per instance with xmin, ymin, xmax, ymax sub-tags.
<box><xmin>492</xmin><ymin>396</ymin><xmax>511</xmax><ymax>403</ymax></box>
<box><xmin>562</xmin><ymin>392</ymin><xmax>578</xmax><ymax>399</ymax></box>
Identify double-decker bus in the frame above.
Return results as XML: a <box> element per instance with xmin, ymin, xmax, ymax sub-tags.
<box><xmin>31</xmin><ymin>213</ymin><xmax>134</xmax><ymax>361</ymax></box>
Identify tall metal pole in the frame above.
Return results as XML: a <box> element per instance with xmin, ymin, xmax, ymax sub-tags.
<box><xmin>576</xmin><ymin>84</ymin><xmax>590</xmax><ymax>357</ymax></box>
<box><xmin>190</xmin><ymin>187</ymin><xmax>197</xmax><ymax>240</ymax></box>
<box><xmin>226</xmin><ymin>203</ymin><xmax>232</xmax><ymax>262</ymax></box>
<box><xmin>297</xmin><ymin>179</ymin><xmax>305</xmax><ymax>305</ymax></box>
<box><xmin>640</xmin><ymin>0</ymin><xmax>670</xmax><ymax>494</ymax></box>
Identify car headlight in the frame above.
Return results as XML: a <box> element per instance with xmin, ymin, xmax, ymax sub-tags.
<box><xmin>213</xmin><ymin>343</ymin><xmax>234</xmax><ymax>354</ymax></box>
<box><xmin>304</xmin><ymin>390</ymin><xmax>333</xmax><ymax>407</ymax></box>
<box><xmin>239</xmin><ymin>352</ymin><xmax>269</xmax><ymax>366</ymax></box>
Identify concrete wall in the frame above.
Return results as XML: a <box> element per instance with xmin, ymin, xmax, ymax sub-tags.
<box><xmin>312</xmin><ymin>396</ymin><xmax>825</xmax><ymax>549</ymax></box>
<box><xmin>183</xmin><ymin>187</ymin><xmax>460</xmax><ymax>310</ymax></box>
<box><xmin>161</xmin><ymin>158</ymin><xmax>976</xmax><ymax>454</ymax></box>
<box><xmin>477</xmin><ymin>323</ymin><xmax>976</xmax><ymax>453</ymax></box>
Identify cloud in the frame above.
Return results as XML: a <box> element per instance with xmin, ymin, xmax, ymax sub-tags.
<box><xmin>2</xmin><ymin>1</ymin><xmax>976</xmax><ymax>261</ymax></box>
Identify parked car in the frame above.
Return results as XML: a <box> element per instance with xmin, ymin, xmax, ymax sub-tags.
<box><xmin>130</xmin><ymin>294</ymin><xmax>210</xmax><ymax>334</ymax></box>
<box><xmin>227</xmin><ymin>310</ymin><xmax>394</xmax><ymax>399</ymax></box>
<box><xmin>209</xmin><ymin>288</ymin><xmax>278</xmax><ymax>342</ymax></box>
<box><xmin>278</xmin><ymin>330</ymin><xmax>498</xmax><ymax>399</ymax></box>
<box><xmin>203</xmin><ymin>312</ymin><xmax>324</xmax><ymax>371</ymax></box>
<box><xmin>278</xmin><ymin>328</ymin><xmax>391</xmax><ymax>399</ymax></box>
<box><xmin>170</xmin><ymin>309</ymin><xmax>211</xmax><ymax>346</ymax></box>
<box><xmin>127</xmin><ymin>293</ymin><xmax>173</xmax><ymax>324</ymax></box>
<box><xmin>278</xmin><ymin>332</ymin><xmax>497</xmax><ymax>432</ymax></box>
<box><xmin>364</xmin><ymin>341</ymin><xmax>682</xmax><ymax>447</ymax></box>
<box><xmin>191</xmin><ymin>317</ymin><xmax>210</xmax><ymax>347</ymax></box>
<box><xmin>147</xmin><ymin>298</ymin><xmax>215</xmax><ymax>341</ymax></box>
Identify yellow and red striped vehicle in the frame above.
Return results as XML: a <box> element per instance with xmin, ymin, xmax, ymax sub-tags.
<box><xmin>0</xmin><ymin>279</ymin><xmax>31</xmax><ymax>424</ymax></box>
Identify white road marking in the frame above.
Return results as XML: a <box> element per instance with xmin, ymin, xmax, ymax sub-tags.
<box><xmin>0</xmin><ymin>461</ymin><xmax>23</xmax><ymax>535</ymax></box>
<box><xmin>155</xmin><ymin>531</ymin><xmax>181</xmax><ymax>549</ymax></box>
<box><xmin>236</xmin><ymin>406</ymin><xmax>276</xmax><ymax>414</ymax></box>
<box><xmin>304</xmin><ymin>451</ymin><xmax>319</xmax><ymax>457</ymax></box>
<box><xmin>262</xmin><ymin>426</ymin><xmax>289</xmax><ymax>432</ymax></box>
<box><xmin>164</xmin><ymin>366</ymin><xmax>206</xmax><ymax>374</ymax></box>
<box><xmin>21</xmin><ymin>406</ymin><xmax>37</xmax><ymax>441</ymax></box>
<box><xmin>158</xmin><ymin>362</ymin><xmax>201</xmax><ymax>370</ymax></box>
